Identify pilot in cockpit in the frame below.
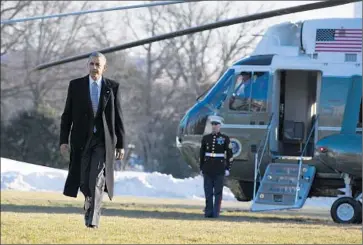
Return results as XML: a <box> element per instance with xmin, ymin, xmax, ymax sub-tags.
<box><xmin>229</xmin><ymin>72</ymin><xmax>252</xmax><ymax>111</ymax></box>
<box><xmin>235</xmin><ymin>72</ymin><xmax>251</xmax><ymax>95</ymax></box>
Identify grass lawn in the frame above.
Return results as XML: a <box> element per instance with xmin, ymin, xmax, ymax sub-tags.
<box><xmin>1</xmin><ymin>190</ymin><xmax>361</xmax><ymax>244</ymax></box>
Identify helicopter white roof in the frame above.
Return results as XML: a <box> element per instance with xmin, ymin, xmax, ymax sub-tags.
<box><xmin>232</xmin><ymin>18</ymin><xmax>362</xmax><ymax>77</ymax></box>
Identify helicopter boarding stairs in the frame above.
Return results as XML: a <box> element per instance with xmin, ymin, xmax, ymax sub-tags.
<box><xmin>250</xmin><ymin>115</ymin><xmax>318</xmax><ymax>212</ymax></box>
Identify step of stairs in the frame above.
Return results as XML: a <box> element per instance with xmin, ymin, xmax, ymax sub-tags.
<box><xmin>251</xmin><ymin>162</ymin><xmax>316</xmax><ymax>212</ymax></box>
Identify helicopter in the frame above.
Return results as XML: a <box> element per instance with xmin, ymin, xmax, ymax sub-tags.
<box><xmin>33</xmin><ymin>0</ymin><xmax>362</xmax><ymax>224</ymax></box>
<box><xmin>176</xmin><ymin>17</ymin><xmax>362</xmax><ymax>224</ymax></box>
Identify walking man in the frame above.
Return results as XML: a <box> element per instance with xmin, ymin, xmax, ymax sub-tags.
<box><xmin>200</xmin><ymin>115</ymin><xmax>233</xmax><ymax>218</ymax></box>
<box><xmin>59</xmin><ymin>51</ymin><xmax>125</xmax><ymax>228</ymax></box>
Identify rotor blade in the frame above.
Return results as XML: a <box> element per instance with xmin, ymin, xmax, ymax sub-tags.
<box><xmin>34</xmin><ymin>0</ymin><xmax>359</xmax><ymax>71</ymax></box>
<box><xmin>1</xmin><ymin>0</ymin><xmax>191</xmax><ymax>25</ymax></box>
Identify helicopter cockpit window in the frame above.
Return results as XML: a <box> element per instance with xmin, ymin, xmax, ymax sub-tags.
<box><xmin>207</xmin><ymin>71</ymin><xmax>234</xmax><ymax>109</ymax></box>
<box><xmin>229</xmin><ymin>71</ymin><xmax>269</xmax><ymax>112</ymax></box>
<box><xmin>185</xmin><ymin>105</ymin><xmax>214</xmax><ymax>135</ymax></box>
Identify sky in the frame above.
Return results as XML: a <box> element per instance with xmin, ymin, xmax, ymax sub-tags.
<box><xmin>3</xmin><ymin>1</ymin><xmax>359</xmax><ymax>64</ymax></box>
<box><xmin>1</xmin><ymin>157</ymin><xmax>338</xmax><ymax>208</ymax></box>
<box><xmin>95</xmin><ymin>1</ymin><xmax>359</xmax><ymax>19</ymax></box>
<box><xmin>3</xmin><ymin>1</ymin><xmax>359</xmax><ymax>47</ymax></box>
<box><xmin>99</xmin><ymin>1</ymin><xmax>360</xmax><ymax>30</ymax></box>
<box><xmin>85</xmin><ymin>1</ymin><xmax>360</xmax><ymax>59</ymax></box>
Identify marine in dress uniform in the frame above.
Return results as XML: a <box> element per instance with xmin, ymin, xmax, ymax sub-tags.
<box><xmin>200</xmin><ymin>115</ymin><xmax>233</xmax><ymax>218</ymax></box>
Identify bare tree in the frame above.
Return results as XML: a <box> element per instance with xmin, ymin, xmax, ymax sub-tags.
<box><xmin>121</xmin><ymin>1</ymin><xmax>269</xmax><ymax>176</ymax></box>
<box><xmin>1</xmin><ymin>1</ymin><xmax>32</xmax><ymax>55</ymax></box>
<box><xmin>122</xmin><ymin>6</ymin><xmax>182</xmax><ymax>171</ymax></box>
<box><xmin>1</xmin><ymin>1</ymin><xmax>144</xmax><ymax>168</ymax></box>
<box><xmin>1</xmin><ymin>1</ymin><xmax>101</xmax><ymax>121</ymax></box>
<box><xmin>162</xmin><ymin>2</ymin><xmax>267</xmax><ymax>99</ymax></box>
<box><xmin>1</xmin><ymin>1</ymin><xmax>270</xmax><ymax>174</ymax></box>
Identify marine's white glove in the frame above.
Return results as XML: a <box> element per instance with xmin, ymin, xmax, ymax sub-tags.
<box><xmin>225</xmin><ymin>170</ymin><xmax>230</xmax><ymax>177</ymax></box>
<box><xmin>200</xmin><ymin>170</ymin><xmax>203</xmax><ymax>175</ymax></box>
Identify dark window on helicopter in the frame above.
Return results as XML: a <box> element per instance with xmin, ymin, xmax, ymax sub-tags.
<box><xmin>199</xmin><ymin>68</ymin><xmax>234</xmax><ymax>110</ymax></box>
<box><xmin>184</xmin><ymin>69</ymin><xmax>234</xmax><ymax>135</ymax></box>
<box><xmin>185</xmin><ymin>105</ymin><xmax>214</xmax><ymax>135</ymax></box>
<box><xmin>232</xmin><ymin>55</ymin><xmax>274</xmax><ymax>66</ymax></box>
<box><xmin>208</xmin><ymin>74</ymin><xmax>234</xmax><ymax>109</ymax></box>
<box><xmin>319</xmin><ymin>77</ymin><xmax>350</xmax><ymax>127</ymax></box>
<box><xmin>229</xmin><ymin>71</ymin><xmax>269</xmax><ymax>112</ymax></box>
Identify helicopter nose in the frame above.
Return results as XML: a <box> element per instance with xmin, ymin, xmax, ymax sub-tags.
<box><xmin>176</xmin><ymin>118</ymin><xmax>185</xmax><ymax>149</ymax></box>
<box><xmin>176</xmin><ymin>111</ymin><xmax>189</xmax><ymax>149</ymax></box>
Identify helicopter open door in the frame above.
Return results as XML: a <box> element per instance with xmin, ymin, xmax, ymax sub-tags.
<box><xmin>272</xmin><ymin>69</ymin><xmax>320</xmax><ymax>157</ymax></box>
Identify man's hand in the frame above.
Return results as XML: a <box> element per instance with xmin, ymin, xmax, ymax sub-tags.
<box><xmin>115</xmin><ymin>148</ymin><xmax>125</xmax><ymax>160</ymax></box>
<box><xmin>60</xmin><ymin>144</ymin><xmax>69</xmax><ymax>157</ymax></box>
<box><xmin>225</xmin><ymin>170</ymin><xmax>230</xmax><ymax>177</ymax></box>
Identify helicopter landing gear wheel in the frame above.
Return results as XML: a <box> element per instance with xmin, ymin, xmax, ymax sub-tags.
<box><xmin>330</xmin><ymin>197</ymin><xmax>362</xmax><ymax>224</ymax></box>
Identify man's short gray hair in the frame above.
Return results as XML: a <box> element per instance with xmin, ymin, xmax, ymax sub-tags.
<box><xmin>88</xmin><ymin>51</ymin><xmax>107</xmax><ymax>63</ymax></box>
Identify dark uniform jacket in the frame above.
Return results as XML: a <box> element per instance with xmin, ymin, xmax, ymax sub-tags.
<box><xmin>200</xmin><ymin>132</ymin><xmax>233</xmax><ymax>176</ymax></box>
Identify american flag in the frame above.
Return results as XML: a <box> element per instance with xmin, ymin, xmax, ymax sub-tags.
<box><xmin>315</xmin><ymin>28</ymin><xmax>362</xmax><ymax>53</ymax></box>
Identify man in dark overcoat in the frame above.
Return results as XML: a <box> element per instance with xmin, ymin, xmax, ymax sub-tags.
<box><xmin>59</xmin><ymin>51</ymin><xmax>125</xmax><ymax>228</ymax></box>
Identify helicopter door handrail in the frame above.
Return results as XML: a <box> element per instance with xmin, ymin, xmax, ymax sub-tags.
<box><xmin>253</xmin><ymin>113</ymin><xmax>274</xmax><ymax>200</ymax></box>
<box><xmin>300</xmin><ymin>114</ymin><xmax>319</xmax><ymax>158</ymax></box>
<box><xmin>257</xmin><ymin>113</ymin><xmax>274</xmax><ymax>169</ymax></box>
<box><xmin>295</xmin><ymin>114</ymin><xmax>319</xmax><ymax>204</ymax></box>
<box><xmin>256</xmin><ymin>113</ymin><xmax>274</xmax><ymax>156</ymax></box>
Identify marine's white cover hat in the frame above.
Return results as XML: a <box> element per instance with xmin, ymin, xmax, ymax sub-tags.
<box><xmin>209</xmin><ymin>115</ymin><xmax>224</xmax><ymax>124</ymax></box>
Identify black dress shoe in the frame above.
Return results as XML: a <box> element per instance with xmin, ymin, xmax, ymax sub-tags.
<box><xmin>87</xmin><ymin>225</ymin><xmax>98</xmax><ymax>229</ymax></box>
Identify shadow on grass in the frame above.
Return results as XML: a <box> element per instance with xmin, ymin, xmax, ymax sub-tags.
<box><xmin>0</xmin><ymin>203</ymin><xmax>344</xmax><ymax>226</ymax></box>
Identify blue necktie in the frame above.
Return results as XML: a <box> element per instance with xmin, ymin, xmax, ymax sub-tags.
<box><xmin>91</xmin><ymin>82</ymin><xmax>99</xmax><ymax>132</ymax></box>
